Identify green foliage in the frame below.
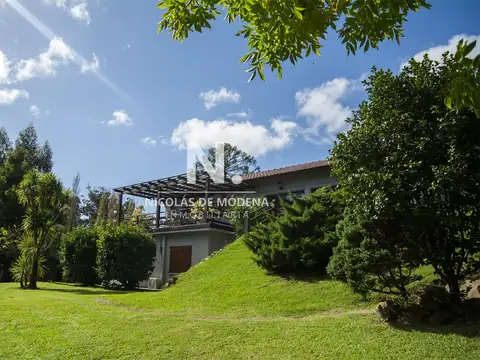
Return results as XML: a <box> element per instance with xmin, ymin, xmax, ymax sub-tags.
<box><xmin>96</xmin><ymin>224</ymin><xmax>156</xmax><ymax>289</ymax></box>
<box><xmin>226</xmin><ymin>197</ymin><xmax>273</xmax><ymax>236</ymax></box>
<box><xmin>157</xmin><ymin>0</ymin><xmax>431</xmax><ymax>81</ymax></box>
<box><xmin>330</xmin><ymin>54</ymin><xmax>480</xmax><ymax>300</ymax></box>
<box><xmin>61</xmin><ymin>227</ymin><xmax>99</xmax><ymax>286</ymax></box>
<box><xmin>14</xmin><ymin>170</ymin><xmax>70</xmax><ymax>289</ymax></box>
<box><xmin>446</xmin><ymin>39</ymin><xmax>480</xmax><ymax>117</ymax></box>
<box><xmin>327</xmin><ymin>212</ymin><xmax>421</xmax><ymax>299</ymax></box>
<box><xmin>10</xmin><ymin>252</ymin><xmax>48</xmax><ymax>289</ymax></box>
<box><xmin>0</xmin><ymin>124</ymin><xmax>54</xmax><ymax>229</ymax></box>
<box><xmin>244</xmin><ymin>187</ymin><xmax>345</xmax><ymax>274</ymax></box>
<box><xmin>206</xmin><ymin>143</ymin><xmax>260</xmax><ymax>178</ymax></box>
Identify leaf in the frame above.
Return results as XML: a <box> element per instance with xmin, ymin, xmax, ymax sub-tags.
<box><xmin>464</xmin><ymin>40</ymin><xmax>477</xmax><ymax>57</ymax></box>
<box><xmin>444</xmin><ymin>96</ymin><xmax>453</xmax><ymax>109</ymax></box>
<box><xmin>248</xmin><ymin>71</ymin><xmax>257</xmax><ymax>82</ymax></box>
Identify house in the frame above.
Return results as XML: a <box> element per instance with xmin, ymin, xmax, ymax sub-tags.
<box><xmin>113</xmin><ymin>159</ymin><xmax>336</xmax><ymax>288</ymax></box>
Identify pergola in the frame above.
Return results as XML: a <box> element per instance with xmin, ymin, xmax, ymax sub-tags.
<box><xmin>113</xmin><ymin>172</ymin><xmax>254</xmax><ymax>228</ymax></box>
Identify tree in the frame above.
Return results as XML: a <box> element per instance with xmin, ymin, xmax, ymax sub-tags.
<box><xmin>0</xmin><ymin>127</ymin><xmax>11</xmax><ymax>166</ymax></box>
<box><xmin>0</xmin><ymin>125</ymin><xmax>54</xmax><ymax>281</ymax></box>
<box><xmin>445</xmin><ymin>39</ymin><xmax>480</xmax><ymax>117</ymax></box>
<box><xmin>67</xmin><ymin>173</ymin><xmax>81</xmax><ymax>231</ymax></box>
<box><xmin>327</xmin><ymin>211</ymin><xmax>420</xmax><ymax>299</ymax></box>
<box><xmin>14</xmin><ymin>171</ymin><xmax>70</xmax><ymax>289</ymax></box>
<box><xmin>158</xmin><ymin>0</ymin><xmax>431</xmax><ymax>81</ymax></box>
<box><xmin>157</xmin><ymin>1</ymin><xmax>480</xmax><ymax>117</ymax></box>
<box><xmin>81</xmin><ymin>187</ymin><xmax>134</xmax><ymax>226</ymax></box>
<box><xmin>192</xmin><ymin>143</ymin><xmax>260</xmax><ymax>183</ymax></box>
<box><xmin>96</xmin><ymin>224</ymin><xmax>156</xmax><ymax>289</ymax></box>
<box><xmin>61</xmin><ymin>227</ymin><xmax>98</xmax><ymax>286</ymax></box>
<box><xmin>206</xmin><ymin>143</ymin><xmax>260</xmax><ymax>179</ymax></box>
<box><xmin>244</xmin><ymin>186</ymin><xmax>345</xmax><ymax>274</ymax></box>
<box><xmin>0</xmin><ymin>124</ymin><xmax>54</xmax><ymax>228</ymax></box>
<box><xmin>330</xmin><ymin>54</ymin><xmax>480</xmax><ymax>302</ymax></box>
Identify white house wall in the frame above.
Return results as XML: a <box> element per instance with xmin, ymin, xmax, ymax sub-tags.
<box><xmin>248</xmin><ymin>167</ymin><xmax>337</xmax><ymax>197</ymax></box>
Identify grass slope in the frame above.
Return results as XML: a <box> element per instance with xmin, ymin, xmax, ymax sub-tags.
<box><xmin>108</xmin><ymin>239</ymin><xmax>369</xmax><ymax>317</ymax></box>
<box><xmin>1</xmin><ymin>239</ymin><xmax>479</xmax><ymax>359</ymax></box>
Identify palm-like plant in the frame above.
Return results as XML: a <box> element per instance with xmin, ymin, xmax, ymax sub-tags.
<box><xmin>12</xmin><ymin>171</ymin><xmax>70</xmax><ymax>289</ymax></box>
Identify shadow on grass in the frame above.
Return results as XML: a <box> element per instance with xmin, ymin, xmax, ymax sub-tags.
<box><xmin>390</xmin><ymin>321</ymin><xmax>480</xmax><ymax>338</ymax></box>
<box><xmin>38</xmin><ymin>287</ymin><xmax>134</xmax><ymax>295</ymax></box>
<box><xmin>37</xmin><ymin>282</ymin><xmax>144</xmax><ymax>295</ymax></box>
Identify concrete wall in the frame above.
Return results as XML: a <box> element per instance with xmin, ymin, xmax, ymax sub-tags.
<box><xmin>247</xmin><ymin>166</ymin><xmax>337</xmax><ymax>197</ymax></box>
<box><xmin>147</xmin><ymin>228</ymin><xmax>234</xmax><ymax>287</ymax></box>
<box><xmin>208</xmin><ymin>230</ymin><xmax>235</xmax><ymax>254</ymax></box>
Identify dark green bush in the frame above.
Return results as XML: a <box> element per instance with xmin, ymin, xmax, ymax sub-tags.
<box><xmin>327</xmin><ymin>212</ymin><xmax>421</xmax><ymax>300</ymax></box>
<box><xmin>243</xmin><ymin>187</ymin><xmax>345</xmax><ymax>275</ymax></box>
<box><xmin>61</xmin><ymin>227</ymin><xmax>99</xmax><ymax>286</ymax></box>
<box><xmin>96</xmin><ymin>224</ymin><xmax>156</xmax><ymax>289</ymax></box>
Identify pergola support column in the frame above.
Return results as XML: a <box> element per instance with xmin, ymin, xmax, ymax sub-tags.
<box><xmin>117</xmin><ymin>192</ymin><xmax>123</xmax><ymax>223</ymax></box>
<box><xmin>155</xmin><ymin>193</ymin><xmax>161</xmax><ymax>228</ymax></box>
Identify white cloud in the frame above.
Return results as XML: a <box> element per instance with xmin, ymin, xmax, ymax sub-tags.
<box><xmin>42</xmin><ymin>0</ymin><xmax>67</xmax><ymax>8</ymax></box>
<box><xmin>0</xmin><ymin>50</ymin><xmax>10</xmax><ymax>84</ymax></box>
<box><xmin>106</xmin><ymin>110</ymin><xmax>133</xmax><ymax>126</ymax></box>
<box><xmin>199</xmin><ymin>87</ymin><xmax>241</xmax><ymax>110</ymax></box>
<box><xmin>0</xmin><ymin>88</ymin><xmax>29</xmax><ymax>105</ymax></box>
<box><xmin>124</xmin><ymin>43</ymin><xmax>131</xmax><ymax>51</ymax></box>
<box><xmin>296</xmin><ymin>78</ymin><xmax>353</xmax><ymax>139</ymax></box>
<box><xmin>141</xmin><ymin>136</ymin><xmax>157</xmax><ymax>148</ymax></box>
<box><xmin>15</xmin><ymin>37</ymin><xmax>75</xmax><ymax>81</ymax></box>
<box><xmin>80</xmin><ymin>53</ymin><xmax>99</xmax><ymax>73</ymax></box>
<box><xmin>70</xmin><ymin>2</ymin><xmax>90</xmax><ymax>25</ymax></box>
<box><xmin>171</xmin><ymin>118</ymin><xmax>298</xmax><ymax>157</ymax></box>
<box><xmin>30</xmin><ymin>104</ymin><xmax>40</xmax><ymax>118</ymax></box>
<box><xmin>226</xmin><ymin>109</ymin><xmax>252</xmax><ymax>119</ymax></box>
<box><xmin>158</xmin><ymin>135</ymin><xmax>170</xmax><ymax>145</ymax></box>
<box><xmin>400</xmin><ymin>34</ymin><xmax>480</xmax><ymax>69</ymax></box>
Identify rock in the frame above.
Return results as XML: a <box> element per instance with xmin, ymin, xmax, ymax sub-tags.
<box><xmin>466</xmin><ymin>281</ymin><xmax>480</xmax><ymax>300</ymax></box>
<box><xmin>429</xmin><ymin>310</ymin><xmax>455</xmax><ymax>326</ymax></box>
<box><xmin>397</xmin><ymin>304</ymin><xmax>429</xmax><ymax>325</ymax></box>
<box><xmin>419</xmin><ymin>285</ymin><xmax>451</xmax><ymax>311</ymax></box>
<box><xmin>376</xmin><ymin>300</ymin><xmax>398</xmax><ymax>322</ymax></box>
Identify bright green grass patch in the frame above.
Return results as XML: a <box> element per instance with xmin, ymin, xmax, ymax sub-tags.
<box><xmin>1</xmin><ymin>239</ymin><xmax>475</xmax><ymax>359</ymax></box>
<box><xmin>1</xmin><ymin>282</ymin><xmax>479</xmax><ymax>360</ymax></box>
<box><xmin>105</xmin><ymin>240</ymin><xmax>370</xmax><ymax>317</ymax></box>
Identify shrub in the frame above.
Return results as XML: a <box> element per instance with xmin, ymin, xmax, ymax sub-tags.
<box><xmin>244</xmin><ymin>187</ymin><xmax>345</xmax><ymax>275</ymax></box>
<box><xmin>96</xmin><ymin>224</ymin><xmax>156</xmax><ymax>289</ymax></box>
<box><xmin>330</xmin><ymin>55</ymin><xmax>480</xmax><ymax>301</ymax></box>
<box><xmin>61</xmin><ymin>227</ymin><xmax>99</xmax><ymax>286</ymax></box>
<box><xmin>327</xmin><ymin>212</ymin><xmax>421</xmax><ymax>300</ymax></box>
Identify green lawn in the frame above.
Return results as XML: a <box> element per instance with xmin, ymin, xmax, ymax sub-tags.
<box><xmin>1</xmin><ymin>240</ymin><xmax>479</xmax><ymax>359</ymax></box>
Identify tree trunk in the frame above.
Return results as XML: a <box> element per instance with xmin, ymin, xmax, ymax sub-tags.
<box><xmin>445</xmin><ymin>275</ymin><xmax>461</xmax><ymax>304</ymax></box>
<box><xmin>28</xmin><ymin>256</ymin><xmax>39</xmax><ymax>289</ymax></box>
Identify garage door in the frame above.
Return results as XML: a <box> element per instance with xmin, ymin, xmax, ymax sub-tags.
<box><xmin>169</xmin><ymin>246</ymin><xmax>192</xmax><ymax>273</ymax></box>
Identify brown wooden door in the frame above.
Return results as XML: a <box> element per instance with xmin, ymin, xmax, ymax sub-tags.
<box><xmin>169</xmin><ymin>246</ymin><xmax>192</xmax><ymax>273</ymax></box>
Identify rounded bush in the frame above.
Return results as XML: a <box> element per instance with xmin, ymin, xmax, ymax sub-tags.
<box><xmin>96</xmin><ymin>224</ymin><xmax>156</xmax><ymax>289</ymax></box>
<box><xmin>244</xmin><ymin>187</ymin><xmax>345</xmax><ymax>275</ymax></box>
<box><xmin>61</xmin><ymin>227</ymin><xmax>99</xmax><ymax>286</ymax></box>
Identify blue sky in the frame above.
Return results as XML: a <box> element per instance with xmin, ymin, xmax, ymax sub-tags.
<box><xmin>0</xmin><ymin>0</ymin><xmax>479</xmax><ymax>192</ymax></box>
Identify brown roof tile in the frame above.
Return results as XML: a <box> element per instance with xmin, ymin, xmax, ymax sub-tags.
<box><xmin>241</xmin><ymin>160</ymin><xmax>330</xmax><ymax>181</ymax></box>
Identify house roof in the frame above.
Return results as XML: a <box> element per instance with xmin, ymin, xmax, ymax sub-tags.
<box><xmin>113</xmin><ymin>159</ymin><xmax>330</xmax><ymax>199</ymax></box>
<box><xmin>241</xmin><ymin>160</ymin><xmax>330</xmax><ymax>181</ymax></box>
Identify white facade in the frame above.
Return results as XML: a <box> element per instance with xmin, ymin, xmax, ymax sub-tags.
<box><xmin>147</xmin><ymin>227</ymin><xmax>234</xmax><ymax>288</ymax></box>
<box><xmin>246</xmin><ymin>166</ymin><xmax>337</xmax><ymax>198</ymax></box>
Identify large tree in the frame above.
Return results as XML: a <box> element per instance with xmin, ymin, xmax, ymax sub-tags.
<box><xmin>0</xmin><ymin>125</ymin><xmax>53</xmax><ymax>281</ymax></box>
<box><xmin>13</xmin><ymin>171</ymin><xmax>70</xmax><ymax>289</ymax></box>
<box><xmin>205</xmin><ymin>143</ymin><xmax>260</xmax><ymax>179</ymax></box>
<box><xmin>157</xmin><ymin>1</ymin><xmax>478</xmax><ymax>115</ymax></box>
<box><xmin>157</xmin><ymin>0</ymin><xmax>431</xmax><ymax>81</ymax></box>
<box><xmin>330</xmin><ymin>53</ymin><xmax>480</xmax><ymax>302</ymax></box>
